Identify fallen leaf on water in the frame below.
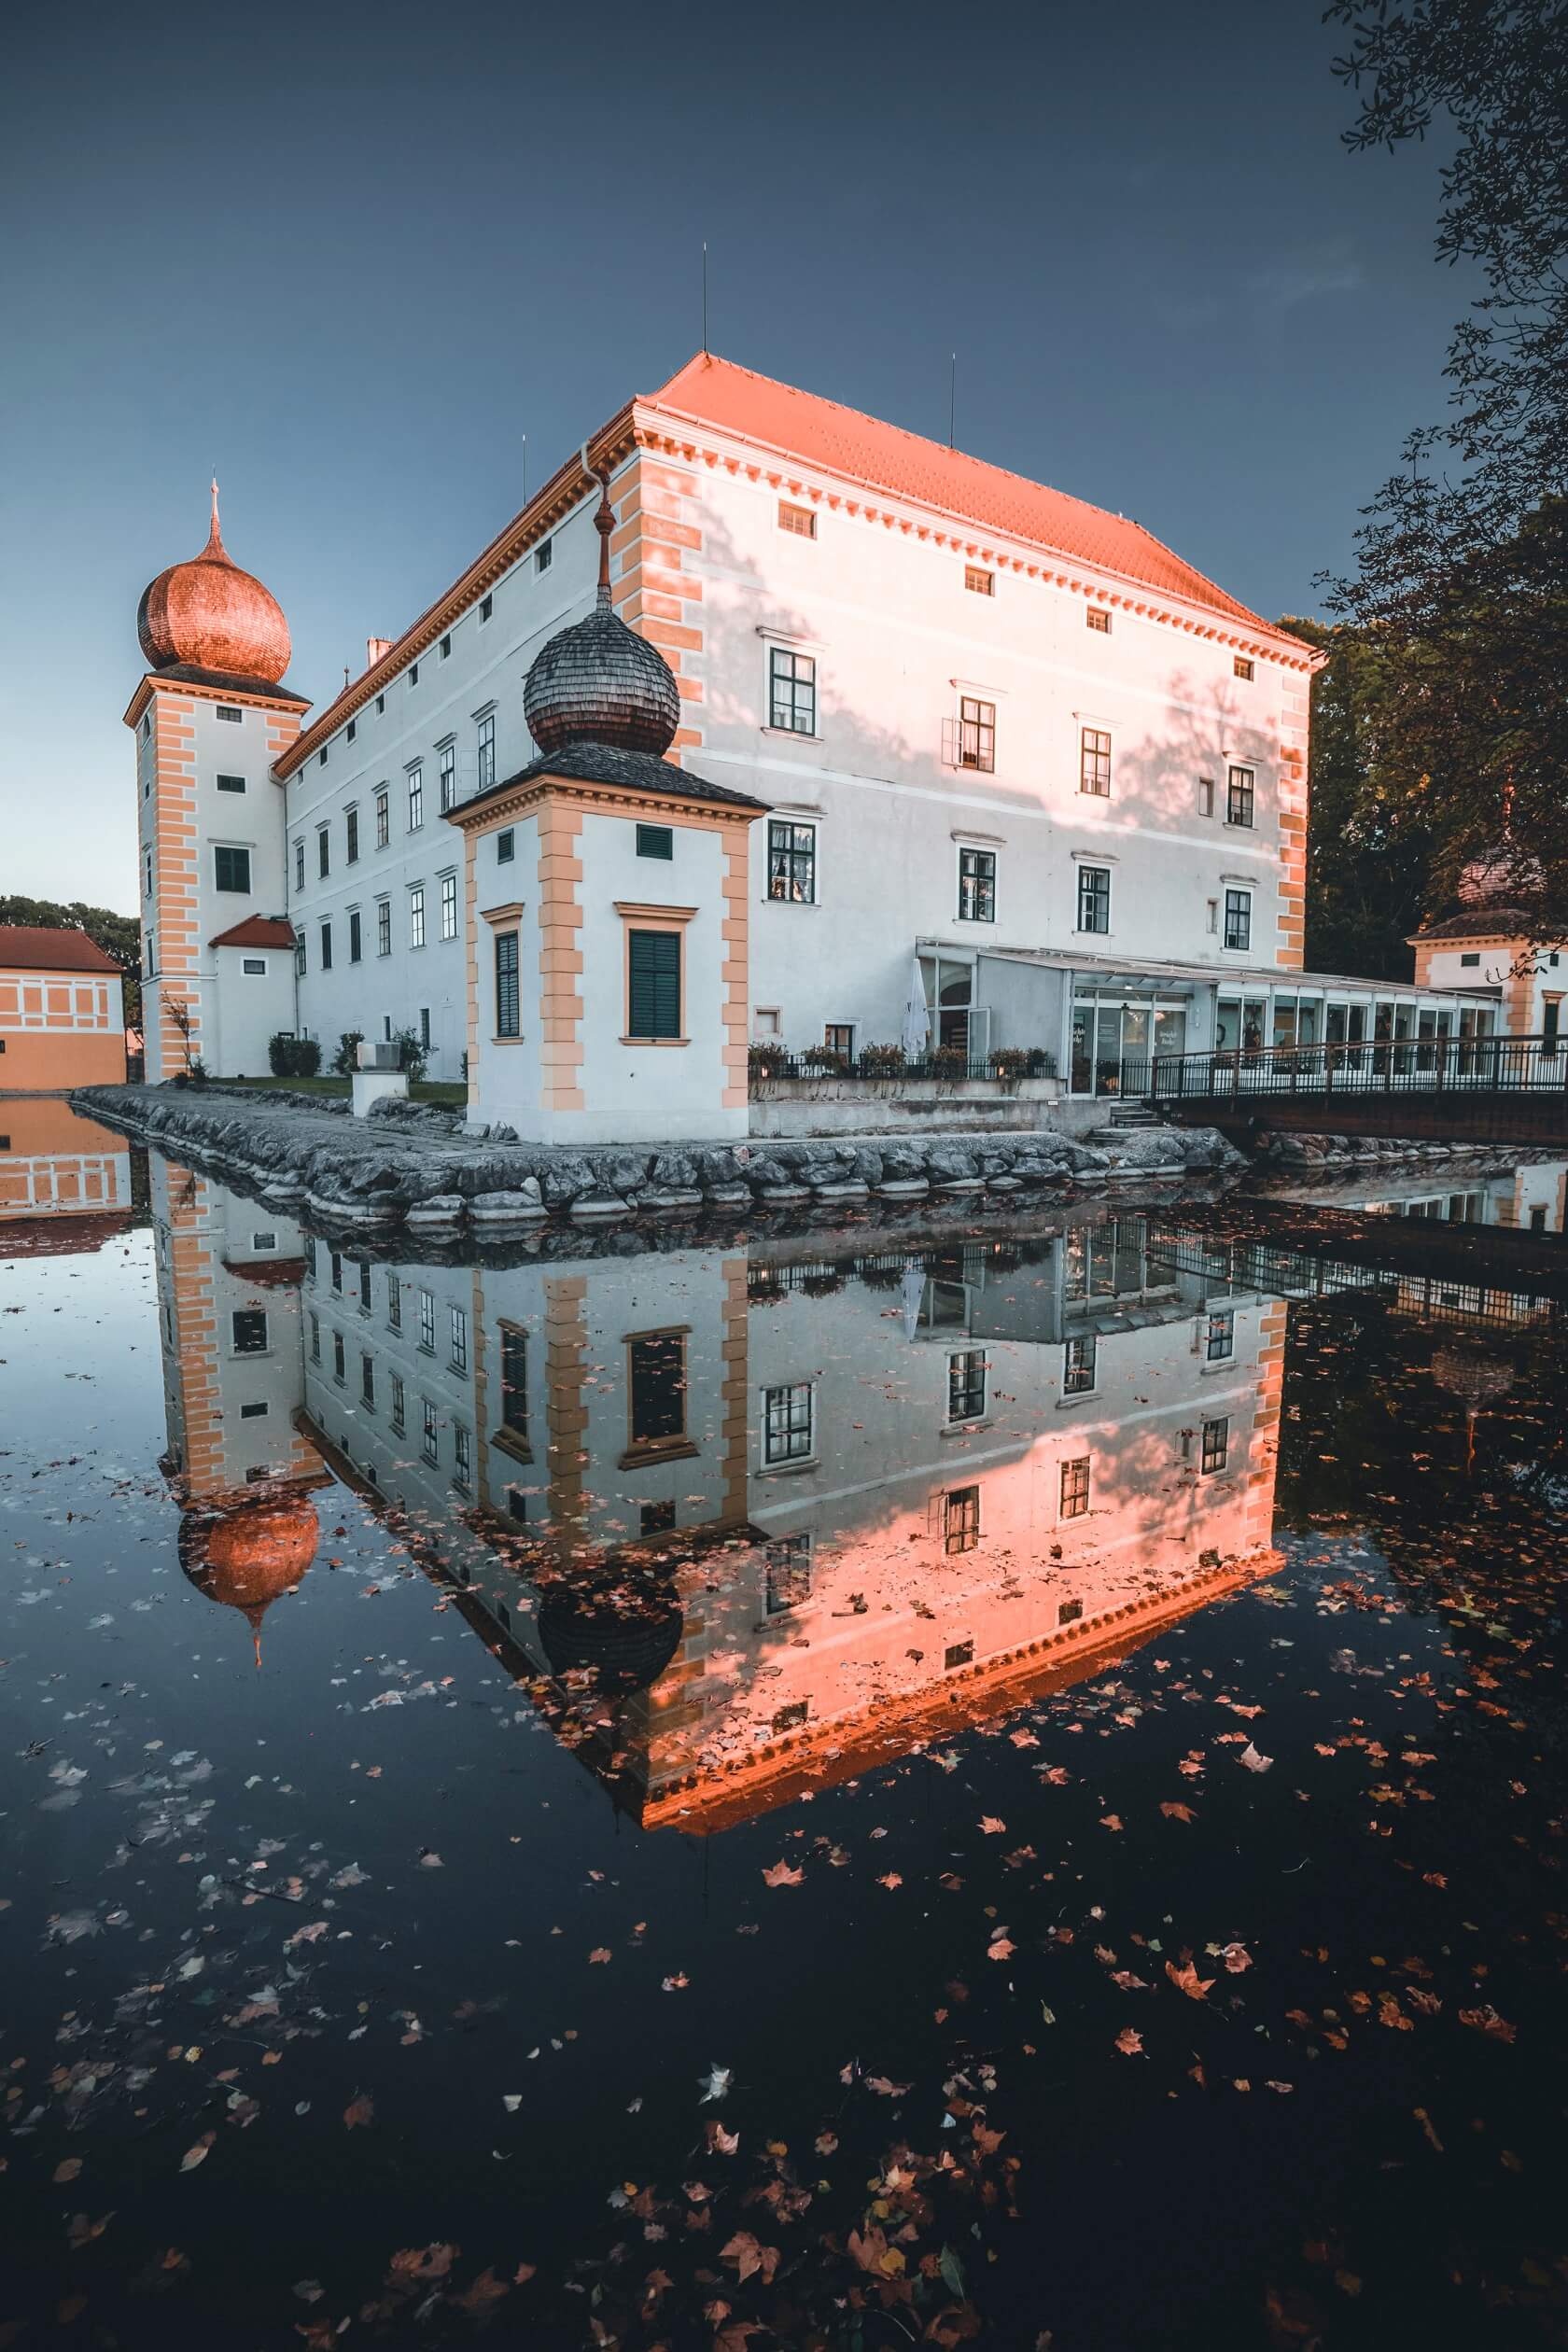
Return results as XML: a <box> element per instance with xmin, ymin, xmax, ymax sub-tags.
<box><xmin>762</xmin><ymin>1861</ymin><xmax>803</xmax><ymax>1887</ymax></box>
<box><xmin>1160</xmin><ymin>1801</ymin><xmax>1197</xmax><ymax>1823</ymax></box>
<box><xmin>1239</xmin><ymin>1744</ymin><xmax>1274</xmax><ymax>1773</ymax></box>
<box><xmin>178</xmin><ymin>2135</ymin><xmax>214</xmax><ymax>2174</ymax></box>
<box><xmin>1165</xmin><ymin>1958</ymin><xmax>1214</xmax><ymax>2001</ymax></box>
<box><xmin>1114</xmin><ymin>2028</ymin><xmax>1145</xmax><ymax>2056</ymax></box>
<box><xmin>343</xmin><ymin>2093</ymin><xmax>375</xmax><ymax>2129</ymax></box>
<box><xmin>589</xmin><ymin>1948</ymin><xmax>612</xmax><ymax>1964</ymax></box>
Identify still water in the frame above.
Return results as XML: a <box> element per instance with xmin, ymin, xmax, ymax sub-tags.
<box><xmin>3</xmin><ymin>1108</ymin><xmax>1566</xmax><ymax>2348</ymax></box>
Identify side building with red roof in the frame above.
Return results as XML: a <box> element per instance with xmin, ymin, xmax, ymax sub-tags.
<box><xmin>0</xmin><ymin>926</ymin><xmax>127</xmax><ymax>1090</ymax></box>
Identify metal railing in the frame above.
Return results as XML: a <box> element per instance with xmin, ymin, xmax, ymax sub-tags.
<box><xmin>749</xmin><ymin>1048</ymin><xmax>1057</xmax><ymax>1086</ymax></box>
<box><xmin>1132</xmin><ymin>1034</ymin><xmax>1568</xmax><ymax>1102</ymax></box>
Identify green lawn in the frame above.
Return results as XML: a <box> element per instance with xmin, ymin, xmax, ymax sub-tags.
<box><xmin>216</xmin><ymin>1074</ymin><xmax>468</xmax><ymax>1106</ymax></box>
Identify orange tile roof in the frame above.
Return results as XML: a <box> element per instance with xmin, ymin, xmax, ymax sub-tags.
<box><xmin>644</xmin><ymin>354</ymin><xmax>1281</xmax><ymax>636</ymax></box>
<box><xmin>210</xmin><ymin>916</ymin><xmax>297</xmax><ymax>950</ymax></box>
<box><xmin>0</xmin><ymin>925</ymin><xmax>122</xmax><ymax>975</ymax></box>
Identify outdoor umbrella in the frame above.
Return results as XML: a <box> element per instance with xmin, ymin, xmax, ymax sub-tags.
<box><xmin>901</xmin><ymin>959</ymin><xmax>930</xmax><ymax>1062</ymax></box>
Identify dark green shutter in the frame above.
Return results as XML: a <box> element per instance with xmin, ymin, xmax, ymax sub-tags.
<box><xmin>628</xmin><ymin>930</ymin><xmax>680</xmax><ymax>1040</ymax></box>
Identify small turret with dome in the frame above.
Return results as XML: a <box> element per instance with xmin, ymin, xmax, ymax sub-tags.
<box><xmin>523</xmin><ymin>468</ymin><xmax>681</xmax><ymax>758</ymax></box>
<box><xmin>137</xmin><ymin>483</ymin><xmax>293</xmax><ymax>687</ymax></box>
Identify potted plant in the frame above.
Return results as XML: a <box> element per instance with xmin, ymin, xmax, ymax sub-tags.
<box><xmin>859</xmin><ymin>1043</ymin><xmax>906</xmax><ymax>1077</ymax></box>
<box><xmin>930</xmin><ymin>1043</ymin><xmax>967</xmax><ymax>1080</ymax></box>
<box><xmin>749</xmin><ymin>1039</ymin><xmax>789</xmax><ymax>1080</ymax></box>
<box><xmin>800</xmin><ymin>1044</ymin><xmax>849</xmax><ymax>1075</ymax></box>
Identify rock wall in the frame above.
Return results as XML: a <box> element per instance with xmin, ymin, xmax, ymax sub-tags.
<box><xmin>71</xmin><ymin>1083</ymin><xmax>1245</xmax><ymax>1239</ymax></box>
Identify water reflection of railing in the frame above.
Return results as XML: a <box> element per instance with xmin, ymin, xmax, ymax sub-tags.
<box><xmin>1147</xmin><ymin>1224</ymin><xmax>1556</xmax><ymax>1334</ymax></box>
<box><xmin>1134</xmin><ymin>1035</ymin><xmax>1568</xmax><ymax>1101</ymax></box>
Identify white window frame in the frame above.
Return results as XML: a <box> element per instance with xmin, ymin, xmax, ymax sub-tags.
<box><xmin>409</xmin><ymin>883</ymin><xmax>426</xmax><ymax>950</ymax></box>
<box><xmin>762</xmin><ymin>1379</ymin><xmax>816</xmax><ymax>1468</ymax></box>
<box><xmin>439</xmin><ymin>871</ymin><xmax>458</xmax><ymax>941</ymax></box>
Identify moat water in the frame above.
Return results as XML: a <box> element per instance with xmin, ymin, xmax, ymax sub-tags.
<box><xmin>3</xmin><ymin>1109</ymin><xmax>1566</xmax><ymax>2349</ymax></box>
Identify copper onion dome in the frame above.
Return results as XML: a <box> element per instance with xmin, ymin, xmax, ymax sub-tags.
<box><xmin>523</xmin><ymin>469</ymin><xmax>680</xmax><ymax>757</ymax></box>
<box><xmin>137</xmin><ymin>483</ymin><xmax>291</xmax><ymax>683</ymax></box>
<box><xmin>178</xmin><ymin>1491</ymin><xmax>320</xmax><ymax>1667</ymax></box>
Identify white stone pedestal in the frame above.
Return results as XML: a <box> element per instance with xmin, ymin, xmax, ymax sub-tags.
<box><xmin>351</xmin><ymin>1070</ymin><xmax>410</xmax><ymax>1118</ymax></box>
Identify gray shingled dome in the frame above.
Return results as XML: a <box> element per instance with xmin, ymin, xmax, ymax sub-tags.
<box><xmin>524</xmin><ymin>597</ymin><xmax>682</xmax><ymax>758</ymax></box>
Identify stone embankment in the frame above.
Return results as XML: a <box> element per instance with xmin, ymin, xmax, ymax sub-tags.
<box><xmin>72</xmin><ymin>1083</ymin><xmax>1244</xmax><ymax>1237</ymax></box>
<box><xmin>1259</xmin><ymin>1130</ymin><xmax>1541</xmax><ymax>1175</ymax></box>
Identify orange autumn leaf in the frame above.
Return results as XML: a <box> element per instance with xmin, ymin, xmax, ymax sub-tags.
<box><xmin>1165</xmin><ymin>1958</ymin><xmax>1214</xmax><ymax>2001</ymax></box>
<box><xmin>343</xmin><ymin>2093</ymin><xmax>375</xmax><ymax>2129</ymax></box>
<box><xmin>762</xmin><ymin>1861</ymin><xmax>803</xmax><ymax>1887</ymax></box>
<box><xmin>1114</xmin><ymin>2027</ymin><xmax>1145</xmax><ymax>2056</ymax></box>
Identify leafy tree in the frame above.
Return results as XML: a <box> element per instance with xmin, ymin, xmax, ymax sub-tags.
<box><xmin>0</xmin><ymin>893</ymin><xmax>141</xmax><ymax>1027</ymax></box>
<box><xmin>1324</xmin><ymin>1</ymin><xmax>1568</xmax><ymax>922</ymax></box>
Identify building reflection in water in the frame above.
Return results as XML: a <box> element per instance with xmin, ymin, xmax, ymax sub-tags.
<box><xmin>147</xmin><ymin>1171</ymin><xmax>1296</xmax><ymax>1806</ymax></box>
<box><xmin>0</xmin><ymin>1099</ymin><xmax>134</xmax><ymax>1253</ymax></box>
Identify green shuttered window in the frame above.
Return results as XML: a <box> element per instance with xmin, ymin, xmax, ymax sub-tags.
<box><xmin>495</xmin><ymin>931</ymin><xmax>520</xmax><ymax>1039</ymax></box>
<box><xmin>627</xmin><ymin>929</ymin><xmax>680</xmax><ymax>1041</ymax></box>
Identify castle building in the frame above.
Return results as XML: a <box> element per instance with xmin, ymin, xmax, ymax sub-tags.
<box><xmin>128</xmin><ymin>357</ymin><xmax>1501</xmax><ymax>1123</ymax></box>
<box><xmin>1</xmin><ymin>924</ymin><xmax>126</xmax><ymax>1089</ymax></box>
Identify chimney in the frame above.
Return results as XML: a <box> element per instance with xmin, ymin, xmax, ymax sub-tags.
<box><xmin>366</xmin><ymin>637</ymin><xmax>392</xmax><ymax>669</ymax></box>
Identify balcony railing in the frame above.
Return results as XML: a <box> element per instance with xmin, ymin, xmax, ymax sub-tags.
<box><xmin>749</xmin><ymin>1047</ymin><xmax>1057</xmax><ymax>1087</ymax></box>
<box><xmin>1132</xmin><ymin>1035</ymin><xmax>1568</xmax><ymax>1100</ymax></box>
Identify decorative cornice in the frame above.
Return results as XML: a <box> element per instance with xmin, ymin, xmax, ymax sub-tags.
<box><xmin>444</xmin><ymin>774</ymin><xmax>768</xmax><ymax>833</ymax></box>
<box><xmin>272</xmin><ymin>406</ymin><xmax>640</xmax><ymax>780</ymax></box>
<box><xmin>123</xmin><ymin>672</ymin><xmax>308</xmax><ymax>732</ymax></box>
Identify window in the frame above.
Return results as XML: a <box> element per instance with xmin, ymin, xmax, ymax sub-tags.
<box><xmin>376</xmin><ymin>900</ymin><xmax>391</xmax><ymax>957</ymax></box>
<box><xmin>317</xmin><ymin>828</ymin><xmax>329</xmax><ymax>878</ymax></box>
<box><xmin>319</xmin><ymin>919</ymin><xmax>332</xmax><ymax>971</ymax></box>
<box><xmin>346</xmin><ymin>805</ymin><xmax>359</xmax><ymax>862</ymax></box>
<box><xmin>309</xmin><ymin>1310</ymin><xmax>320</xmax><ymax>1363</ymax></box>
<box><xmin>358</xmin><ymin>1260</ymin><xmax>371</xmax><ymax>1310</ymax></box>
<box><xmin>958</xmin><ymin>846</ymin><xmax>996</xmax><ymax>922</ymax></box>
<box><xmin>215</xmin><ymin>846</ymin><xmax>251</xmax><ymax>893</ymax></box>
<box><xmin>824</xmin><ymin>1023</ymin><xmax>855</xmax><ymax>1057</ymax></box>
<box><xmin>216</xmin><ymin>705</ymin><xmax>242</xmax><ymax>724</ymax></box>
<box><xmin>409</xmin><ymin>661</ymin><xmax>420</xmax><ymax>687</ymax></box>
<box><xmin>476</xmin><ymin>713</ymin><xmax>496</xmax><ymax>791</ymax></box>
<box><xmin>330</xmin><ymin>1252</ymin><xmax>343</xmax><ymax>1293</ymax></box>
<box><xmin>242</xmin><ymin>956</ymin><xmax>266</xmax><ymax>975</ymax></box>
<box><xmin>964</xmin><ymin>565</ymin><xmax>994</xmax><ymax>596</ymax></box>
<box><xmin>1063</xmin><ymin>1334</ymin><xmax>1096</xmax><ymax>1394</ymax></box>
<box><xmin>754</xmin><ymin>1007</ymin><xmax>781</xmax><ymax>1035</ymax></box>
<box><xmin>627</xmin><ymin>930</ymin><xmax>681</xmax><ymax>1041</ymax></box>
<box><xmin>945</xmin><ymin>1641</ymin><xmax>974</xmax><ymax>1671</ymax></box>
<box><xmin>422</xmin><ymin>1399</ymin><xmax>440</xmax><ymax>1463</ymax></box>
<box><xmin>499</xmin><ymin>1326</ymin><xmax>527</xmax><ymax>1439</ymax></box>
<box><xmin>1086</xmin><ymin>607</ymin><xmax>1111</xmax><ymax>635</ymax></box>
<box><xmin>418</xmin><ymin>1289</ymin><xmax>435</xmax><ymax>1351</ymax></box>
<box><xmin>778</xmin><ymin>499</ymin><xmax>816</xmax><ymax>538</ymax></box>
<box><xmin>440</xmin><ymin>873</ymin><xmax>458</xmax><ymax>940</ymax></box>
<box><xmin>1058</xmin><ymin>1596</ymin><xmax>1084</xmax><ymax>1627</ymax></box>
<box><xmin>348</xmin><ymin>909</ymin><xmax>362</xmax><ymax>963</ymax></box>
<box><xmin>1200</xmin><ymin>1416</ymin><xmax>1229</xmax><ymax>1474</ymax></box>
<box><xmin>145</xmin><ymin>931</ymin><xmax>156</xmax><ymax>975</ymax></box>
<box><xmin>480</xmin><ymin>594</ymin><xmax>493</xmax><ymax>623</ymax></box>
<box><xmin>1077</xmin><ymin>865</ymin><xmax>1111</xmax><ymax>933</ymax></box>
<box><xmin>409</xmin><ymin>885</ymin><xmax>426</xmax><ymax>949</ymax></box>
<box><xmin>408</xmin><ymin>767</ymin><xmax>423</xmax><ymax>829</ymax></box>
<box><xmin>629</xmin><ymin>1331</ymin><xmax>687</xmax><ymax>1449</ymax></box>
<box><xmin>1224</xmin><ymin>888</ymin><xmax>1252</xmax><ymax>952</ymax></box>
<box><xmin>389</xmin><ymin>1373</ymin><xmax>405</xmax><ymax>1434</ymax></box>
<box><xmin>1080</xmin><ymin>726</ymin><xmax>1112</xmax><ymax>796</ymax></box>
<box><xmin>1207</xmin><ymin>898</ymin><xmax>1220</xmax><ymax>933</ymax></box>
<box><xmin>767</xmin><ymin>819</ymin><xmax>816</xmax><ymax>903</ymax></box>
<box><xmin>145</xmin><ymin>850</ymin><xmax>153</xmax><ymax>896</ymax></box>
<box><xmin>294</xmin><ymin>931</ymin><xmax>306</xmax><ymax>976</ymax></box>
<box><xmin>231</xmin><ymin>1309</ymin><xmax>268</xmax><ymax>1354</ymax></box>
<box><xmin>763</xmin><ymin>1380</ymin><xmax>814</xmax><ymax>1466</ymax></box>
<box><xmin>1460</xmin><ymin>951</ymin><xmax>1480</xmax><ymax>967</ymax></box>
<box><xmin>320</xmin><ymin>747</ymin><xmax>329</xmax><ymax>768</ymax></box>
<box><xmin>945</xmin><ymin>1485</ymin><xmax>980</xmax><ymax>1554</ymax></box>
<box><xmin>1226</xmin><ymin>766</ymin><xmax>1255</xmax><ymax>828</ymax></box>
<box><xmin>387</xmin><ymin>1273</ymin><xmax>401</xmax><ymax>1331</ymax></box>
<box><xmin>216</xmin><ymin>772</ymin><xmax>245</xmax><ymax>794</ymax></box>
<box><xmin>1205</xmin><ymin>1309</ymin><xmax>1235</xmax><ymax>1363</ymax></box>
<box><xmin>346</xmin><ymin>720</ymin><xmax>357</xmax><ymax>744</ymax></box>
<box><xmin>375</xmin><ymin>790</ymin><xmax>389</xmax><ymax>848</ymax></box>
<box><xmin>419</xmin><ymin>1006</ymin><xmax>431</xmax><ymax>1051</ymax></box>
<box><xmin>360</xmin><ymin>1353</ymin><xmax>375</xmax><ymax>1407</ymax></box>
<box><xmin>440</xmin><ymin>633</ymin><xmax>451</xmax><ymax>662</ymax></box>
<box><xmin>768</xmin><ymin>647</ymin><xmax>817</xmax><ymax>734</ymax></box>
<box><xmin>497</xmin><ymin>828</ymin><xmax>514</xmax><ymax>864</ymax></box>
<box><xmin>1197</xmin><ymin>777</ymin><xmax>1215</xmax><ymax>818</ymax></box>
<box><xmin>438</xmin><ymin>742</ymin><xmax>455</xmax><ymax>812</ymax></box>
<box><xmin>765</xmin><ymin>1532</ymin><xmax>812</xmax><ymax>1613</ymax></box>
<box><xmin>536</xmin><ymin>539</ymin><xmax>553</xmax><ymax>573</ymax></box>
<box><xmin>294</xmin><ymin>839</ymin><xmax>306</xmax><ymax>890</ymax></box>
<box><xmin>1546</xmin><ymin>1000</ymin><xmax>1563</xmax><ymax>1051</ymax></box>
<box><xmin>947</xmin><ymin>1349</ymin><xmax>987</xmax><ymax>1422</ymax></box>
<box><xmin>1234</xmin><ymin>655</ymin><xmax>1254</xmax><ymax>680</ymax></box>
<box><xmin>640</xmin><ymin>1499</ymin><xmax>676</xmax><ymax>1535</ymax></box>
<box><xmin>1530</xmin><ymin>1204</ymin><xmax>1548</xmax><ymax>1232</ymax></box>
<box><xmin>495</xmin><ymin>931</ymin><xmax>520</xmax><ymax>1038</ymax></box>
<box><xmin>450</xmin><ymin>1305</ymin><xmax>469</xmax><ymax>1373</ymax></box>
<box><xmin>376</xmin><ymin>693</ymin><xmax>385</xmax><ymax>715</ymax></box>
<box><xmin>453</xmin><ymin>1424</ymin><xmax>471</xmax><ymax>1490</ymax></box>
<box><xmin>958</xmin><ymin>696</ymin><xmax>996</xmax><ymax>773</ymax></box>
<box><xmin>637</xmin><ymin>823</ymin><xmax>673</xmax><ymax>861</ymax></box>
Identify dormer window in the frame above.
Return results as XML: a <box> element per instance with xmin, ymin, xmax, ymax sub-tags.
<box><xmin>1086</xmin><ymin>608</ymin><xmax>1111</xmax><ymax>635</ymax></box>
<box><xmin>964</xmin><ymin>566</ymin><xmax>994</xmax><ymax>596</ymax></box>
<box><xmin>778</xmin><ymin>500</ymin><xmax>817</xmax><ymax>539</ymax></box>
<box><xmin>1234</xmin><ymin>655</ymin><xmax>1254</xmax><ymax>680</ymax></box>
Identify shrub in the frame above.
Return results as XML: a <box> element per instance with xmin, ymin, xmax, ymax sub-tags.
<box><xmin>930</xmin><ymin>1043</ymin><xmax>968</xmax><ymax>1079</ymax></box>
<box><xmin>799</xmin><ymin>1045</ymin><xmax>848</xmax><ymax>1074</ymax></box>
<box><xmin>332</xmin><ymin>1030</ymin><xmax>365</xmax><ymax>1077</ymax></box>
<box><xmin>989</xmin><ymin>1046</ymin><xmax>1032</xmax><ymax>1082</ymax></box>
<box><xmin>859</xmin><ymin>1043</ymin><xmax>906</xmax><ymax>1077</ymax></box>
<box><xmin>390</xmin><ymin>1027</ymin><xmax>428</xmax><ymax>1081</ymax></box>
<box><xmin>749</xmin><ymin>1040</ymin><xmax>789</xmax><ymax>1079</ymax></box>
<box><xmin>268</xmin><ymin>1032</ymin><xmax>322</xmax><ymax>1078</ymax></box>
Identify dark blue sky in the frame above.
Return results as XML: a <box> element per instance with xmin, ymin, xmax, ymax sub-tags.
<box><xmin>2</xmin><ymin>0</ymin><xmax>1466</xmax><ymax>913</ymax></box>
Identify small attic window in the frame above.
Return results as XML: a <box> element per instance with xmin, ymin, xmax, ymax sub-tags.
<box><xmin>1234</xmin><ymin>655</ymin><xmax>1255</xmax><ymax>680</ymax></box>
<box><xmin>964</xmin><ymin>566</ymin><xmax>994</xmax><ymax>596</ymax></box>
<box><xmin>346</xmin><ymin>719</ymin><xmax>357</xmax><ymax>743</ymax></box>
<box><xmin>440</xmin><ymin>634</ymin><xmax>452</xmax><ymax>660</ymax></box>
<box><xmin>319</xmin><ymin>746</ymin><xmax>329</xmax><ymax>766</ymax></box>
<box><xmin>778</xmin><ymin>500</ymin><xmax>816</xmax><ymax>539</ymax></box>
<box><xmin>536</xmin><ymin>540</ymin><xmax>553</xmax><ymax>574</ymax></box>
<box><xmin>1086</xmin><ymin>607</ymin><xmax>1111</xmax><ymax>634</ymax></box>
<box><xmin>216</xmin><ymin>705</ymin><xmax>242</xmax><ymax>723</ymax></box>
<box><xmin>480</xmin><ymin>594</ymin><xmax>493</xmax><ymax>623</ymax></box>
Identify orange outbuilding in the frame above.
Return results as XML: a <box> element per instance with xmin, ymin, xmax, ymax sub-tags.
<box><xmin>0</xmin><ymin>926</ymin><xmax>127</xmax><ymax>1090</ymax></box>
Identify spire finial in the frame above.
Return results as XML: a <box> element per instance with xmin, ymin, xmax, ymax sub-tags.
<box><xmin>205</xmin><ymin>477</ymin><xmax>225</xmax><ymax>557</ymax></box>
<box><xmin>590</xmin><ymin>458</ymin><xmax>614</xmax><ymax>609</ymax></box>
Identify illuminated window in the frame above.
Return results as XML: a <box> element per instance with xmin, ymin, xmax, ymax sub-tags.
<box><xmin>1080</xmin><ymin>727</ymin><xmax>1112</xmax><ymax>796</ymax></box>
<box><xmin>964</xmin><ymin>565</ymin><xmax>994</xmax><ymax>596</ymax></box>
<box><xmin>959</xmin><ymin>846</ymin><xmax>996</xmax><ymax>921</ymax></box>
<box><xmin>1063</xmin><ymin>1334</ymin><xmax>1096</xmax><ymax>1393</ymax></box>
<box><xmin>767</xmin><ymin>819</ymin><xmax>816</xmax><ymax>903</ymax></box>
<box><xmin>1086</xmin><ymin>607</ymin><xmax>1111</xmax><ymax>634</ymax></box>
<box><xmin>763</xmin><ymin>1380</ymin><xmax>814</xmax><ymax>1466</ymax></box>
<box><xmin>1076</xmin><ymin>865</ymin><xmax>1111</xmax><ymax>933</ymax></box>
<box><xmin>1201</xmin><ymin>1416</ymin><xmax>1229</xmax><ymax>1474</ymax></box>
<box><xmin>1060</xmin><ymin>1456</ymin><xmax>1090</xmax><ymax>1519</ymax></box>
<box><xmin>944</xmin><ymin>1485</ymin><xmax>980</xmax><ymax>1553</ymax></box>
<box><xmin>947</xmin><ymin>1349</ymin><xmax>987</xmax><ymax>1422</ymax></box>
<box><xmin>958</xmin><ymin>696</ymin><xmax>995</xmax><ymax>773</ymax></box>
<box><xmin>1226</xmin><ymin>766</ymin><xmax>1255</xmax><ymax>828</ymax></box>
<box><xmin>778</xmin><ymin>500</ymin><xmax>816</xmax><ymax>538</ymax></box>
<box><xmin>768</xmin><ymin>647</ymin><xmax>817</xmax><ymax>734</ymax></box>
<box><xmin>1234</xmin><ymin>655</ymin><xmax>1254</xmax><ymax>680</ymax></box>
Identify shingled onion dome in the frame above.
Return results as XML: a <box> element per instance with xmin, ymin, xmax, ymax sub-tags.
<box><xmin>178</xmin><ymin>1492</ymin><xmax>319</xmax><ymax>1668</ymax></box>
<box><xmin>137</xmin><ymin>482</ymin><xmax>291</xmax><ymax>683</ymax></box>
<box><xmin>522</xmin><ymin>469</ymin><xmax>680</xmax><ymax>757</ymax></box>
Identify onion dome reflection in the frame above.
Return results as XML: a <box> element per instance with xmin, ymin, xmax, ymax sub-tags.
<box><xmin>177</xmin><ymin>1493</ymin><xmax>319</xmax><ymax>1667</ymax></box>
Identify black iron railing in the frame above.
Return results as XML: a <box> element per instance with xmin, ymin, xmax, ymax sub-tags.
<box><xmin>1132</xmin><ymin>1035</ymin><xmax>1568</xmax><ymax>1101</ymax></box>
<box><xmin>749</xmin><ymin>1048</ymin><xmax>1057</xmax><ymax>1086</ymax></box>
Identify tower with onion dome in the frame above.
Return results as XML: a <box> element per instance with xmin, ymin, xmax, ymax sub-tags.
<box><xmin>126</xmin><ymin>486</ymin><xmax>311</xmax><ymax>1081</ymax></box>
